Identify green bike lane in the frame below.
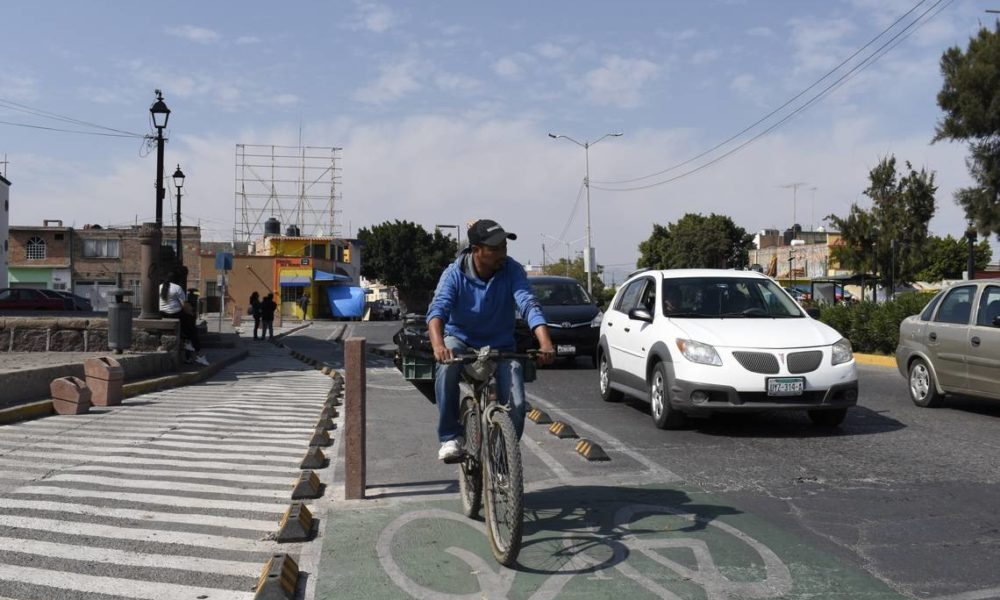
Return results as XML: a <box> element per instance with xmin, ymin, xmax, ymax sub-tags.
<box><xmin>307</xmin><ymin>365</ymin><xmax>905</xmax><ymax>600</ymax></box>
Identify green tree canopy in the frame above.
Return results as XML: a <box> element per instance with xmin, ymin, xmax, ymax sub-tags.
<box><xmin>541</xmin><ymin>255</ymin><xmax>605</xmax><ymax>301</ymax></box>
<box><xmin>935</xmin><ymin>24</ymin><xmax>1000</xmax><ymax>238</ymax></box>
<box><xmin>356</xmin><ymin>220</ymin><xmax>457</xmax><ymax>312</ymax></box>
<box><xmin>827</xmin><ymin>156</ymin><xmax>937</xmax><ymax>285</ymax></box>
<box><xmin>636</xmin><ymin>213</ymin><xmax>753</xmax><ymax>270</ymax></box>
<box><xmin>914</xmin><ymin>235</ymin><xmax>993</xmax><ymax>282</ymax></box>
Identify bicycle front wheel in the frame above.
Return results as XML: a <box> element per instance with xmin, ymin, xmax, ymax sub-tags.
<box><xmin>458</xmin><ymin>396</ymin><xmax>482</xmax><ymax>518</ymax></box>
<box><xmin>483</xmin><ymin>410</ymin><xmax>523</xmax><ymax>567</ymax></box>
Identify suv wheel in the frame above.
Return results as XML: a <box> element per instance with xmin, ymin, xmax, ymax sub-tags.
<box><xmin>598</xmin><ymin>352</ymin><xmax>623</xmax><ymax>402</ymax></box>
<box><xmin>908</xmin><ymin>358</ymin><xmax>943</xmax><ymax>408</ymax></box>
<box><xmin>649</xmin><ymin>362</ymin><xmax>685</xmax><ymax>429</ymax></box>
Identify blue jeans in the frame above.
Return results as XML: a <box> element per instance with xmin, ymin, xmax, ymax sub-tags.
<box><xmin>435</xmin><ymin>336</ymin><xmax>526</xmax><ymax>443</ymax></box>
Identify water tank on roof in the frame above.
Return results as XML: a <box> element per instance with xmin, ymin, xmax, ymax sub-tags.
<box><xmin>264</xmin><ymin>218</ymin><xmax>280</xmax><ymax>236</ymax></box>
<box><xmin>286</xmin><ymin>225</ymin><xmax>301</xmax><ymax>237</ymax></box>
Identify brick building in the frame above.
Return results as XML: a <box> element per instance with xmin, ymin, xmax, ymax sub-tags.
<box><xmin>7</xmin><ymin>220</ymin><xmax>73</xmax><ymax>291</ymax></box>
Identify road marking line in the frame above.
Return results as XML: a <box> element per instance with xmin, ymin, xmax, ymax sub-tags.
<box><xmin>0</xmin><ymin>536</ymin><xmax>262</xmax><ymax>577</ymax></box>
<box><xmin>0</xmin><ymin>499</ymin><xmax>274</xmax><ymax>530</ymax></box>
<box><xmin>521</xmin><ymin>434</ymin><xmax>574</xmax><ymax>482</ymax></box>
<box><xmin>65</xmin><ymin>465</ymin><xmax>296</xmax><ymax>485</ymax></box>
<box><xmin>0</xmin><ymin>451</ymin><xmax>294</xmax><ymax>473</ymax></box>
<box><xmin>0</xmin><ymin>444</ymin><xmax>300</xmax><ymax>463</ymax></box>
<box><xmin>41</xmin><ymin>474</ymin><xmax>291</xmax><ymax>498</ymax></box>
<box><xmin>0</xmin><ymin>563</ymin><xmax>255</xmax><ymax>600</ymax></box>
<box><xmin>14</xmin><ymin>486</ymin><xmax>289</xmax><ymax>513</ymax></box>
<box><xmin>0</xmin><ymin>515</ymin><xmax>278</xmax><ymax>551</ymax></box>
<box><xmin>526</xmin><ymin>391</ymin><xmax>680</xmax><ymax>481</ymax></box>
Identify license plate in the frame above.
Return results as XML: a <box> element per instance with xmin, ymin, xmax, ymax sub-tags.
<box><xmin>556</xmin><ymin>344</ymin><xmax>576</xmax><ymax>355</ymax></box>
<box><xmin>767</xmin><ymin>377</ymin><xmax>804</xmax><ymax>396</ymax></box>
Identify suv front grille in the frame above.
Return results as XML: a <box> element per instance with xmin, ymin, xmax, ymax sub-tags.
<box><xmin>732</xmin><ymin>351</ymin><xmax>779</xmax><ymax>374</ymax></box>
<box><xmin>787</xmin><ymin>350</ymin><xmax>823</xmax><ymax>374</ymax></box>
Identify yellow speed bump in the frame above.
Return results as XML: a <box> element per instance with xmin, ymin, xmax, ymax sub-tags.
<box><xmin>309</xmin><ymin>427</ymin><xmax>332</xmax><ymax>447</ymax></box>
<box><xmin>317</xmin><ymin>415</ymin><xmax>334</xmax><ymax>431</ymax></box>
<box><xmin>574</xmin><ymin>439</ymin><xmax>610</xmax><ymax>462</ymax></box>
<box><xmin>254</xmin><ymin>553</ymin><xmax>299</xmax><ymax>600</ymax></box>
<box><xmin>321</xmin><ymin>406</ymin><xmax>338</xmax><ymax>420</ymax></box>
<box><xmin>300</xmin><ymin>446</ymin><xmax>327</xmax><ymax>469</ymax></box>
<box><xmin>548</xmin><ymin>421</ymin><xmax>578</xmax><ymax>439</ymax></box>
<box><xmin>277</xmin><ymin>502</ymin><xmax>314</xmax><ymax>543</ymax></box>
<box><xmin>292</xmin><ymin>470</ymin><xmax>323</xmax><ymax>500</ymax></box>
<box><xmin>527</xmin><ymin>408</ymin><xmax>552</xmax><ymax>425</ymax></box>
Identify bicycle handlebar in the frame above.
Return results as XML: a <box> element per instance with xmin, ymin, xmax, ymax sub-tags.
<box><xmin>442</xmin><ymin>349</ymin><xmax>539</xmax><ymax>365</ymax></box>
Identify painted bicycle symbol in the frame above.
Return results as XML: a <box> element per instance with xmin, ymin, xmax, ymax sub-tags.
<box><xmin>377</xmin><ymin>503</ymin><xmax>792</xmax><ymax>599</ymax></box>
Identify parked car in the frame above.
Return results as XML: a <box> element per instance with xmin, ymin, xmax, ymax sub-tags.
<box><xmin>516</xmin><ymin>275</ymin><xmax>602</xmax><ymax>366</ymax></box>
<box><xmin>598</xmin><ymin>269</ymin><xmax>859</xmax><ymax>429</ymax></box>
<box><xmin>895</xmin><ymin>278</ymin><xmax>1000</xmax><ymax>407</ymax></box>
<box><xmin>52</xmin><ymin>290</ymin><xmax>94</xmax><ymax>311</ymax></box>
<box><xmin>370</xmin><ymin>299</ymin><xmax>400</xmax><ymax>321</ymax></box>
<box><xmin>0</xmin><ymin>288</ymin><xmax>73</xmax><ymax>310</ymax></box>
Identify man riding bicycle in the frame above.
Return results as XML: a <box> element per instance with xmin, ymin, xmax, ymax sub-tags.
<box><xmin>427</xmin><ymin>219</ymin><xmax>556</xmax><ymax>462</ymax></box>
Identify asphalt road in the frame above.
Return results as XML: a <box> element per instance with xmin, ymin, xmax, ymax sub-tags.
<box><xmin>305</xmin><ymin>320</ymin><xmax>1000</xmax><ymax>600</ymax></box>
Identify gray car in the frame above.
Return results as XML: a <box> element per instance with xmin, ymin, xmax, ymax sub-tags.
<box><xmin>896</xmin><ymin>279</ymin><xmax>1000</xmax><ymax>407</ymax></box>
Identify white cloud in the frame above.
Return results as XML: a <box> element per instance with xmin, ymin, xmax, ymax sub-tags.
<box><xmin>731</xmin><ymin>73</ymin><xmax>756</xmax><ymax>94</ymax></box>
<box><xmin>747</xmin><ymin>26</ymin><xmax>773</xmax><ymax>37</ymax></box>
<box><xmin>788</xmin><ymin>17</ymin><xmax>856</xmax><ymax>74</ymax></box>
<box><xmin>272</xmin><ymin>94</ymin><xmax>299</xmax><ymax>106</ymax></box>
<box><xmin>691</xmin><ymin>48</ymin><xmax>722</xmax><ymax>65</ymax></box>
<box><xmin>236</xmin><ymin>35</ymin><xmax>261</xmax><ymax>45</ymax></box>
<box><xmin>165</xmin><ymin>25</ymin><xmax>221</xmax><ymax>44</ymax></box>
<box><xmin>0</xmin><ymin>74</ymin><xmax>40</xmax><ymax>102</ymax></box>
<box><xmin>494</xmin><ymin>56</ymin><xmax>523</xmax><ymax>78</ymax></box>
<box><xmin>535</xmin><ymin>42</ymin><xmax>567</xmax><ymax>60</ymax></box>
<box><xmin>351</xmin><ymin>1</ymin><xmax>398</xmax><ymax>33</ymax></box>
<box><xmin>434</xmin><ymin>72</ymin><xmax>480</xmax><ymax>93</ymax></box>
<box><xmin>583</xmin><ymin>56</ymin><xmax>660</xmax><ymax>109</ymax></box>
<box><xmin>353</xmin><ymin>59</ymin><xmax>422</xmax><ymax>104</ymax></box>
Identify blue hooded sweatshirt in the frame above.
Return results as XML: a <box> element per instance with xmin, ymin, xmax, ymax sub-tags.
<box><xmin>426</xmin><ymin>249</ymin><xmax>546</xmax><ymax>350</ymax></box>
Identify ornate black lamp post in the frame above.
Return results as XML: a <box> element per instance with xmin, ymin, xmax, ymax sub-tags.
<box><xmin>139</xmin><ymin>90</ymin><xmax>171</xmax><ymax>319</ymax></box>
<box><xmin>172</xmin><ymin>165</ymin><xmax>185</xmax><ymax>265</ymax></box>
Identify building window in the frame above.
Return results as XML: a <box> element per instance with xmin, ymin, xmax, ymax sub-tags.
<box><xmin>26</xmin><ymin>236</ymin><xmax>46</xmax><ymax>260</ymax></box>
<box><xmin>83</xmin><ymin>239</ymin><xmax>120</xmax><ymax>258</ymax></box>
<box><xmin>206</xmin><ymin>281</ymin><xmax>219</xmax><ymax>297</ymax></box>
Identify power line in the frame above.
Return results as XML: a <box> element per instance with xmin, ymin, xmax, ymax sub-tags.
<box><xmin>592</xmin><ymin>0</ymin><xmax>950</xmax><ymax>193</ymax></box>
<box><xmin>0</xmin><ymin>119</ymin><xmax>143</xmax><ymax>138</ymax></box>
<box><xmin>591</xmin><ymin>0</ymin><xmax>944</xmax><ymax>191</ymax></box>
<box><xmin>557</xmin><ymin>180</ymin><xmax>586</xmax><ymax>241</ymax></box>
<box><xmin>0</xmin><ymin>96</ymin><xmax>145</xmax><ymax>138</ymax></box>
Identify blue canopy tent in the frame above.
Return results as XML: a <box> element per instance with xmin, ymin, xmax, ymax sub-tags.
<box><xmin>314</xmin><ymin>270</ymin><xmax>366</xmax><ymax>318</ymax></box>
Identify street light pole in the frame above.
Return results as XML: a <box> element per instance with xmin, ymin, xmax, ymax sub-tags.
<box><xmin>140</xmin><ymin>90</ymin><xmax>171</xmax><ymax>319</ymax></box>
<box><xmin>966</xmin><ymin>228</ymin><xmax>977</xmax><ymax>280</ymax></box>
<box><xmin>549</xmin><ymin>131</ymin><xmax>622</xmax><ymax>294</ymax></box>
<box><xmin>173</xmin><ymin>165</ymin><xmax>185</xmax><ymax>266</ymax></box>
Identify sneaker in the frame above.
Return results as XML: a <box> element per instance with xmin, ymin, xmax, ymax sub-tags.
<box><xmin>183</xmin><ymin>341</ymin><xmax>195</xmax><ymax>352</ymax></box>
<box><xmin>438</xmin><ymin>437</ymin><xmax>464</xmax><ymax>463</ymax></box>
<box><xmin>194</xmin><ymin>355</ymin><xmax>210</xmax><ymax>366</ymax></box>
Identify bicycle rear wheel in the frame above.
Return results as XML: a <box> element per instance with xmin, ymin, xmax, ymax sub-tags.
<box><xmin>483</xmin><ymin>409</ymin><xmax>523</xmax><ymax>566</ymax></box>
<box><xmin>458</xmin><ymin>396</ymin><xmax>482</xmax><ymax>518</ymax></box>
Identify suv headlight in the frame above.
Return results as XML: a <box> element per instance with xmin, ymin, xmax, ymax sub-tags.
<box><xmin>831</xmin><ymin>338</ymin><xmax>853</xmax><ymax>365</ymax></box>
<box><xmin>675</xmin><ymin>339</ymin><xmax>723</xmax><ymax>366</ymax></box>
<box><xmin>591</xmin><ymin>311</ymin><xmax>603</xmax><ymax>327</ymax></box>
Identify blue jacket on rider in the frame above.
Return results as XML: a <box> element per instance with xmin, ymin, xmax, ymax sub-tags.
<box><xmin>426</xmin><ymin>249</ymin><xmax>546</xmax><ymax>350</ymax></box>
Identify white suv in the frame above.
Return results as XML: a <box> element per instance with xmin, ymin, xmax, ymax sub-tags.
<box><xmin>598</xmin><ymin>269</ymin><xmax>859</xmax><ymax>428</ymax></box>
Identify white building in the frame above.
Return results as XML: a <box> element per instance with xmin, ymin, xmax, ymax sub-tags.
<box><xmin>0</xmin><ymin>174</ymin><xmax>9</xmax><ymax>287</ymax></box>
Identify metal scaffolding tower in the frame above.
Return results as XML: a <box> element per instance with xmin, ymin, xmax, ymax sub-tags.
<box><xmin>234</xmin><ymin>144</ymin><xmax>342</xmax><ymax>245</ymax></box>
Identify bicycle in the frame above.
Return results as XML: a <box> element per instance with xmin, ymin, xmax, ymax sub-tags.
<box><xmin>444</xmin><ymin>346</ymin><xmax>537</xmax><ymax>567</ymax></box>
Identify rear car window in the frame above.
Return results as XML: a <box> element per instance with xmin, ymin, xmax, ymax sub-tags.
<box><xmin>976</xmin><ymin>285</ymin><xmax>1000</xmax><ymax>327</ymax></box>
<box><xmin>934</xmin><ymin>285</ymin><xmax>976</xmax><ymax>325</ymax></box>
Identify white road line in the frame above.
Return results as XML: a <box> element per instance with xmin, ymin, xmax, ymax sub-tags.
<box><xmin>0</xmin><ymin>536</ymin><xmax>262</xmax><ymax>577</ymax></box>
<box><xmin>0</xmin><ymin>564</ymin><xmax>255</xmax><ymax>600</ymax></box>
<box><xmin>15</xmin><ymin>487</ymin><xmax>289</xmax><ymax>513</ymax></box>
<box><xmin>0</xmin><ymin>438</ymin><xmax>307</xmax><ymax>456</ymax></box>
<box><xmin>108</xmin><ymin>440</ymin><xmax>306</xmax><ymax>455</ymax></box>
<box><xmin>42</xmin><ymin>474</ymin><xmax>291</xmax><ymax>498</ymax></box>
<box><xmin>0</xmin><ymin>499</ymin><xmax>275</xmax><ymax>530</ymax></box>
<box><xmin>65</xmin><ymin>465</ymin><xmax>297</xmax><ymax>485</ymax></box>
<box><xmin>0</xmin><ymin>444</ymin><xmax>300</xmax><ymax>464</ymax></box>
<box><xmin>928</xmin><ymin>588</ymin><xmax>1000</xmax><ymax>600</ymax></box>
<box><xmin>0</xmin><ymin>451</ymin><xmax>296</xmax><ymax>473</ymax></box>
<box><xmin>526</xmin><ymin>391</ymin><xmax>681</xmax><ymax>481</ymax></box>
<box><xmin>0</xmin><ymin>515</ymin><xmax>278</xmax><ymax>551</ymax></box>
<box><xmin>0</xmin><ymin>431</ymin><xmax>309</xmax><ymax>446</ymax></box>
<box><xmin>521</xmin><ymin>434</ymin><xmax>574</xmax><ymax>482</ymax></box>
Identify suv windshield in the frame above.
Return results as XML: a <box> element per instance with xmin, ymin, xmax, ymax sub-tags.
<box><xmin>663</xmin><ymin>277</ymin><xmax>804</xmax><ymax>318</ymax></box>
<box><xmin>532</xmin><ymin>281</ymin><xmax>592</xmax><ymax>306</ymax></box>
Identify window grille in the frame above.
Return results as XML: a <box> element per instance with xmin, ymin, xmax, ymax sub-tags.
<box><xmin>26</xmin><ymin>236</ymin><xmax>46</xmax><ymax>260</ymax></box>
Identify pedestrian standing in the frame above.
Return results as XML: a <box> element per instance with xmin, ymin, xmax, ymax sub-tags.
<box><xmin>260</xmin><ymin>293</ymin><xmax>278</xmax><ymax>340</ymax></box>
<box><xmin>298</xmin><ymin>291</ymin><xmax>310</xmax><ymax>320</ymax></box>
<box><xmin>249</xmin><ymin>291</ymin><xmax>262</xmax><ymax>340</ymax></box>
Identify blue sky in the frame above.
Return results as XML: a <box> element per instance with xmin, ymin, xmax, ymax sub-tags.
<box><xmin>2</xmin><ymin>0</ymin><xmax>998</xmax><ymax>283</ymax></box>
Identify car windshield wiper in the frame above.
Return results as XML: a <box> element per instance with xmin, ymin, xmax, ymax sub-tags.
<box><xmin>716</xmin><ymin>312</ymin><xmax>748</xmax><ymax>318</ymax></box>
<box><xmin>665</xmin><ymin>312</ymin><xmax>710</xmax><ymax>318</ymax></box>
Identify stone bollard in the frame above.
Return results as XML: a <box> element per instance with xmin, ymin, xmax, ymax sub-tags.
<box><xmin>84</xmin><ymin>356</ymin><xmax>124</xmax><ymax>407</ymax></box>
<box><xmin>51</xmin><ymin>377</ymin><xmax>91</xmax><ymax>415</ymax></box>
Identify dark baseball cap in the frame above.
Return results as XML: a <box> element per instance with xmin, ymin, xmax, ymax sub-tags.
<box><xmin>467</xmin><ymin>219</ymin><xmax>517</xmax><ymax>246</ymax></box>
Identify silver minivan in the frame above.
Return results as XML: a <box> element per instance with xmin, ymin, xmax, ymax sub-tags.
<box><xmin>896</xmin><ymin>279</ymin><xmax>1000</xmax><ymax>406</ymax></box>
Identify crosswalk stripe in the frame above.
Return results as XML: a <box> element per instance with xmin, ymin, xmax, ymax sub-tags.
<box><xmin>0</xmin><ymin>452</ymin><xmax>296</xmax><ymax>473</ymax></box>
<box><xmin>65</xmin><ymin>465</ymin><xmax>297</xmax><ymax>485</ymax></box>
<box><xmin>0</xmin><ymin>437</ymin><xmax>306</xmax><ymax>456</ymax></box>
<box><xmin>0</xmin><ymin>563</ymin><xmax>255</xmax><ymax>600</ymax></box>
<box><xmin>43</xmin><ymin>474</ymin><xmax>291</xmax><ymax>498</ymax></box>
<box><xmin>15</xmin><ymin>486</ymin><xmax>289</xmax><ymax>513</ymax></box>
<box><xmin>0</xmin><ymin>515</ymin><xmax>278</xmax><ymax>551</ymax></box>
<box><xmin>0</xmin><ymin>445</ymin><xmax>301</xmax><ymax>463</ymax></box>
<box><xmin>0</xmin><ymin>499</ymin><xmax>275</xmax><ymax>530</ymax></box>
<box><xmin>0</xmin><ymin>536</ymin><xmax>262</xmax><ymax>577</ymax></box>
<box><xmin>0</xmin><ymin>431</ymin><xmax>312</xmax><ymax>446</ymax></box>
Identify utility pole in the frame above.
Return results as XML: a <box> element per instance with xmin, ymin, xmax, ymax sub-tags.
<box><xmin>966</xmin><ymin>228</ymin><xmax>977</xmax><ymax>280</ymax></box>
<box><xmin>780</xmin><ymin>182</ymin><xmax>808</xmax><ymax>237</ymax></box>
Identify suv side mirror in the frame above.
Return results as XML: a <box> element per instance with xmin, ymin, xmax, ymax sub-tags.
<box><xmin>806</xmin><ymin>307</ymin><xmax>821</xmax><ymax>319</ymax></box>
<box><xmin>628</xmin><ymin>307</ymin><xmax>653</xmax><ymax>323</ymax></box>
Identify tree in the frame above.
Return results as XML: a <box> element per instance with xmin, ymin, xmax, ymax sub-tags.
<box><xmin>541</xmin><ymin>255</ymin><xmax>605</xmax><ymax>300</ymax></box>
<box><xmin>827</xmin><ymin>156</ymin><xmax>937</xmax><ymax>285</ymax></box>
<box><xmin>935</xmin><ymin>24</ymin><xmax>1000</xmax><ymax>239</ymax></box>
<box><xmin>636</xmin><ymin>213</ymin><xmax>753</xmax><ymax>270</ymax></box>
<box><xmin>356</xmin><ymin>220</ymin><xmax>457</xmax><ymax>312</ymax></box>
<box><xmin>914</xmin><ymin>235</ymin><xmax>993</xmax><ymax>281</ymax></box>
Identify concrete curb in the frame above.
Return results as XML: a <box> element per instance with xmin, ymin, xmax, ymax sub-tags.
<box><xmin>853</xmin><ymin>353</ymin><xmax>897</xmax><ymax>368</ymax></box>
<box><xmin>0</xmin><ymin>400</ymin><xmax>54</xmax><ymax>425</ymax></box>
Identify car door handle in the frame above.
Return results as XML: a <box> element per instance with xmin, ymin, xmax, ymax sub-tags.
<box><xmin>606</xmin><ymin>322</ymin><xmax>613</xmax><ymax>327</ymax></box>
<box><xmin>971</xmin><ymin>336</ymin><xmax>981</xmax><ymax>347</ymax></box>
<box><xmin>929</xmin><ymin>332</ymin><xmax>937</xmax><ymax>341</ymax></box>
<box><xmin>624</xmin><ymin>327</ymin><xmax>631</xmax><ymax>333</ymax></box>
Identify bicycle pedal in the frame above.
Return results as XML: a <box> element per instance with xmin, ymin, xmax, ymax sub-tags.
<box><xmin>442</xmin><ymin>452</ymin><xmax>466</xmax><ymax>465</ymax></box>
